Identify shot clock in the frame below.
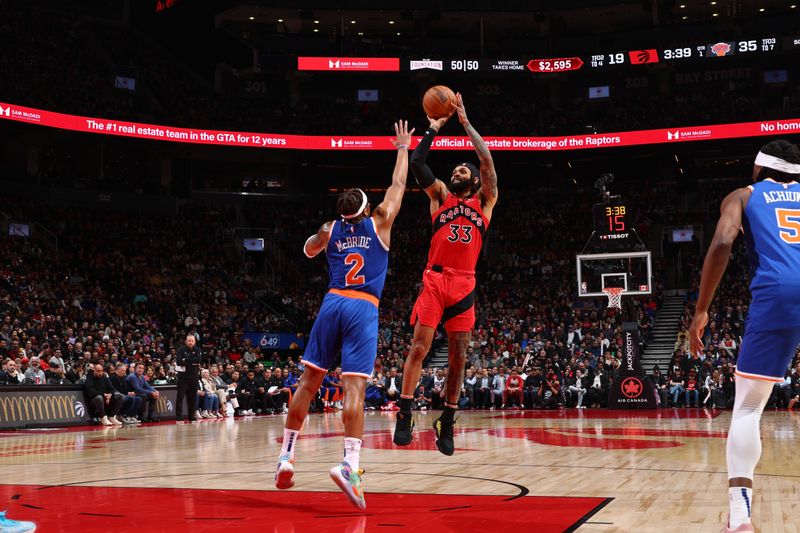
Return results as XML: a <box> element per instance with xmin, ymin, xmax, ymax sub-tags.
<box><xmin>593</xmin><ymin>198</ymin><xmax>630</xmax><ymax>240</ymax></box>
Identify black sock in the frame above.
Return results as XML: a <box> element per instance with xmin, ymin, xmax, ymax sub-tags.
<box><xmin>441</xmin><ymin>406</ymin><xmax>456</xmax><ymax>422</ymax></box>
<box><xmin>399</xmin><ymin>397</ymin><xmax>413</xmax><ymax>413</ymax></box>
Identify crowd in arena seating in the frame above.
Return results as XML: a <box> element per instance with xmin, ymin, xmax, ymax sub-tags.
<box><xmin>1</xmin><ymin>167</ymin><xmax>799</xmax><ymax>421</ymax></box>
<box><xmin>0</xmin><ymin>184</ymin><xmax>669</xmax><ymax>422</ymax></box>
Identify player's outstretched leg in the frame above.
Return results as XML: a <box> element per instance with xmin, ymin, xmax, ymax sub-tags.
<box><xmin>274</xmin><ymin>367</ymin><xmax>325</xmax><ymax>489</ymax></box>
<box><xmin>432</xmin><ymin>331</ymin><xmax>469</xmax><ymax>456</ymax></box>
<box><xmin>722</xmin><ymin>375</ymin><xmax>772</xmax><ymax>532</ymax></box>
<box><xmin>394</xmin><ymin>324</ymin><xmax>435</xmax><ymax>446</ymax></box>
<box><xmin>330</xmin><ymin>376</ymin><xmax>368</xmax><ymax>510</ymax></box>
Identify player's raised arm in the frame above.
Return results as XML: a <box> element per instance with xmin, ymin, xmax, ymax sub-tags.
<box><xmin>374</xmin><ymin>120</ymin><xmax>415</xmax><ymax>228</ymax></box>
<box><xmin>303</xmin><ymin>221</ymin><xmax>334</xmax><ymax>258</ymax></box>
<box><xmin>689</xmin><ymin>187</ymin><xmax>750</xmax><ymax>355</ymax></box>
<box><xmin>410</xmin><ymin>115</ymin><xmax>450</xmax><ymax>208</ymax></box>
<box><xmin>452</xmin><ymin>93</ymin><xmax>498</xmax><ymax>216</ymax></box>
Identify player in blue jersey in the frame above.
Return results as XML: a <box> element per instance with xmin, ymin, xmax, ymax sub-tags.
<box><xmin>690</xmin><ymin>140</ymin><xmax>800</xmax><ymax>533</ymax></box>
<box><xmin>274</xmin><ymin>120</ymin><xmax>414</xmax><ymax>510</ymax></box>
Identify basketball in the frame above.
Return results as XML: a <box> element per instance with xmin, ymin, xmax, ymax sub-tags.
<box><xmin>422</xmin><ymin>85</ymin><xmax>457</xmax><ymax>119</ymax></box>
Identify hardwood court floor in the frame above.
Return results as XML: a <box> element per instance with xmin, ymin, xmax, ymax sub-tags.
<box><xmin>1</xmin><ymin>408</ymin><xmax>799</xmax><ymax>532</ymax></box>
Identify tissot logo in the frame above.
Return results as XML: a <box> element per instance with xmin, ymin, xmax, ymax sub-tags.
<box><xmin>667</xmin><ymin>130</ymin><xmax>680</xmax><ymax>140</ymax></box>
<box><xmin>410</xmin><ymin>59</ymin><xmax>443</xmax><ymax>71</ymax></box>
<box><xmin>331</xmin><ymin>138</ymin><xmax>343</xmax><ymax>148</ymax></box>
<box><xmin>328</xmin><ymin>59</ymin><xmax>340</xmax><ymax>69</ymax></box>
<box><xmin>0</xmin><ymin>105</ymin><xmax>9</xmax><ymax>117</ymax></box>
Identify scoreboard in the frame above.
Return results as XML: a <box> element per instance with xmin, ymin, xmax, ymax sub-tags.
<box><xmin>399</xmin><ymin>34</ymin><xmax>799</xmax><ymax>75</ymax></box>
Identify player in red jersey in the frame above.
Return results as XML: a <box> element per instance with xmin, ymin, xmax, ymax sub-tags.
<box><xmin>393</xmin><ymin>94</ymin><xmax>498</xmax><ymax>455</ymax></box>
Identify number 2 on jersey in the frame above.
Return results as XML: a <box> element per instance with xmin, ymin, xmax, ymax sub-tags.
<box><xmin>344</xmin><ymin>253</ymin><xmax>366</xmax><ymax>285</ymax></box>
<box><xmin>776</xmin><ymin>208</ymin><xmax>800</xmax><ymax>244</ymax></box>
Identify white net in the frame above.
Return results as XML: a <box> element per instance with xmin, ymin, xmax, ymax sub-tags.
<box><xmin>602</xmin><ymin>287</ymin><xmax>625</xmax><ymax>309</ymax></box>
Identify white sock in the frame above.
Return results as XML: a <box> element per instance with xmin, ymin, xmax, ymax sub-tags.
<box><xmin>343</xmin><ymin>437</ymin><xmax>362</xmax><ymax>471</ymax></box>
<box><xmin>729</xmin><ymin>487</ymin><xmax>753</xmax><ymax>528</ymax></box>
<box><xmin>280</xmin><ymin>428</ymin><xmax>300</xmax><ymax>460</ymax></box>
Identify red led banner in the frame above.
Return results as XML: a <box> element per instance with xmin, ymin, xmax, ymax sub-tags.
<box><xmin>0</xmin><ymin>101</ymin><xmax>798</xmax><ymax>151</ymax></box>
<box><xmin>297</xmin><ymin>57</ymin><xmax>401</xmax><ymax>71</ymax></box>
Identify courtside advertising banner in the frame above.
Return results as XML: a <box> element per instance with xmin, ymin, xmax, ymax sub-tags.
<box><xmin>1</xmin><ymin>101</ymin><xmax>799</xmax><ymax>151</ymax></box>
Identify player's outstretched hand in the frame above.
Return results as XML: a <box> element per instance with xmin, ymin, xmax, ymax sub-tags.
<box><xmin>391</xmin><ymin>120</ymin><xmax>415</xmax><ymax>149</ymax></box>
<box><xmin>451</xmin><ymin>92</ymin><xmax>469</xmax><ymax>127</ymax></box>
<box><xmin>689</xmin><ymin>310</ymin><xmax>708</xmax><ymax>356</ymax></box>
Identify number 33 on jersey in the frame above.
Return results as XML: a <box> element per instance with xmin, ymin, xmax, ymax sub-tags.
<box><xmin>427</xmin><ymin>194</ymin><xmax>488</xmax><ymax>272</ymax></box>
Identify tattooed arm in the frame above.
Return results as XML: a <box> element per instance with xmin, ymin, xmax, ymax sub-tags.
<box><xmin>452</xmin><ymin>93</ymin><xmax>498</xmax><ymax>220</ymax></box>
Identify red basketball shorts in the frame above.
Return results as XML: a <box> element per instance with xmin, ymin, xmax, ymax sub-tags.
<box><xmin>410</xmin><ymin>267</ymin><xmax>476</xmax><ymax>333</ymax></box>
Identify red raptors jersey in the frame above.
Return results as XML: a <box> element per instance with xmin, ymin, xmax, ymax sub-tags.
<box><xmin>427</xmin><ymin>193</ymin><xmax>489</xmax><ymax>272</ymax></box>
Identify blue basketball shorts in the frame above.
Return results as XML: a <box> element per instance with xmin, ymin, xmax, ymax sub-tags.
<box><xmin>302</xmin><ymin>291</ymin><xmax>378</xmax><ymax>378</ymax></box>
<box><xmin>735</xmin><ymin>325</ymin><xmax>800</xmax><ymax>382</ymax></box>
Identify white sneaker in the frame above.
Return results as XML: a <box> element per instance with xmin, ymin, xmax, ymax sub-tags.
<box><xmin>282</xmin><ymin>407</ymin><xmax>288</xmax><ymax>414</ymax></box>
<box><xmin>113</xmin><ymin>415</ymin><xmax>124</xmax><ymax>425</ymax></box>
<box><xmin>100</xmin><ymin>416</ymin><xmax>112</xmax><ymax>426</ymax></box>
<box><xmin>214</xmin><ymin>412</ymin><xmax>222</xmax><ymax>418</ymax></box>
<box><xmin>201</xmin><ymin>411</ymin><xmax>213</xmax><ymax>419</ymax></box>
<box><xmin>125</xmin><ymin>417</ymin><xmax>137</xmax><ymax>424</ymax></box>
<box><xmin>275</xmin><ymin>454</ymin><xmax>295</xmax><ymax>489</ymax></box>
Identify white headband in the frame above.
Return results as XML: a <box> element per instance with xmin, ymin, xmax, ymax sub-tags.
<box><xmin>755</xmin><ymin>151</ymin><xmax>800</xmax><ymax>175</ymax></box>
<box><xmin>341</xmin><ymin>189</ymin><xmax>368</xmax><ymax>219</ymax></box>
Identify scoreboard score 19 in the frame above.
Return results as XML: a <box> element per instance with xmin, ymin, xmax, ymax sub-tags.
<box><xmin>593</xmin><ymin>199</ymin><xmax>630</xmax><ymax>240</ymax></box>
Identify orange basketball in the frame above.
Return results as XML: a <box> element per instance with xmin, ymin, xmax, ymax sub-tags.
<box><xmin>422</xmin><ymin>85</ymin><xmax>456</xmax><ymax>119</ymax></box>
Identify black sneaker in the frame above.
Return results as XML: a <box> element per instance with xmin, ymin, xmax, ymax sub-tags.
<box><xmin>393</xmin><ymin>411</ymin><xmax>415</xmax><ymax>446</ymax></box>
<box><xmin>432</xmin><ymin>416</ymin><xmax>456</xmax><ymax>456</ymax></box>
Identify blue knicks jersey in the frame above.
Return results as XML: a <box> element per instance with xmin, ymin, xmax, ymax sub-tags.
<box><xmin>742</xmin><ymin>179</ymin><xmax>800</xmax><ymax>329</ymax></box>
<box><xmin>326</xmin><ymin>217</ymin><xmax>389</xmax><ymax>300</ymax></box>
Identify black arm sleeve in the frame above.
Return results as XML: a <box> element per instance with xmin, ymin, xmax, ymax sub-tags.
<box><xmin>410</xmin><ymin>128</ymin><xmax>438</xmax><ymax>189</ymax></box>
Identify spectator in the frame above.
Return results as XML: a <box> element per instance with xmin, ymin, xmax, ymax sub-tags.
<box><xmin>365</xmin><ymin>378</ymin><xmax>386</xmax><ymax>410</ymax></box>
<box><xmin>490</xmin><ymin>368</ymin><xmax>505</xmax><ymax>409</ymax></box>
<box><xmin>585</xmin><ymin>365</ymin><xmax>609</xmax><ymax>408</ymax></box>
<box><xmin>385</xmin><ymin>367</ymin><xmax>402</xmax><ymax>404</ymax></box>
<box><xmin>238</xmin><ymin>369</ymin><xmax>258</xmax><ymax>416</ymax></box>
<box><xmin>126</xmin><ymin>362</ymin><xmax>160</xmax><ymax>422</ymax></box>
<box><xmin>539</xmin><ymin>371</ymin><xmax>561</xmax><ymax>409</ymax></box>
<box><xmin>684</xmin><ymin>370</ymin><xmax>699</xmax><ymax>408</ymax></box>
<box><xmin>86</xmin><ymin>363</ymin><xmax>125</xmax><ymax>426</ymax></box>
<box><xmin>109</xmin><ymin>363</ymin><xmax>142</xmax><ymax>424</ymax></box>
<box><xmin>475</xmin><ymin>368</ymin><xmax>493</xmax><ymax>409</ymax></box>
<box><xmin>523</xmin><ymin>367</ymin><xmax>542</xmax><ymax>409</ymax></box>
<box><xmin>669</xmin><ymin>370</ymin><xmax>685</xmax><ymax>407</ymax></box>
<box><xmin>413</xmin><ymin>384</ymin><xmax>432</xmax><ymax>411</ymax></box>
<box><xmin>651</xmin><ymin>366</ymin><xmax>669</xmax><ymax>408</ymax></box>
<box><xmin>23</xmin><ymin>357</ymin><xmax>46</xmax><ymax>385</ymax></box>
<box><xmin>0</xmin><ymin>359</ymin><xmax>24</xmax><ymax>385</ymax></box>
<box><xmin>46</xmin><ymin>362</ymin><xmax>69</xmax><ymax>385</ymax></box>
<box><xmin>503</xmin><ymin>368</ymin><xmax>524</xmax><ymax>409</ymax></box>
<box><xmin>198</xmin><ymin>368</ymin><xmax>222</xmax><ymax>418</ymax></box>
<box><xmin>462</xmin><ymin>368</ymin><xmax>477</xmax><ymax>409</ymax></box>
<box><xmin>210</xmin><ymin>365</ymin><xmax>233</xmax><ymax>416</ymax></box>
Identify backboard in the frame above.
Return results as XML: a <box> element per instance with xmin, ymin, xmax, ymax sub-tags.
<box><xmin>576</xmin><ymin>251</ymin><xmax>652</xmax><ymax>298</ymax></box>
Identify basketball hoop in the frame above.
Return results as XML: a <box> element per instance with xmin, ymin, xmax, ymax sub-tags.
<box><xmin>602</xmin><ymin>287</ymin><xmax>625</xmax><ymax>309</ymax></box>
